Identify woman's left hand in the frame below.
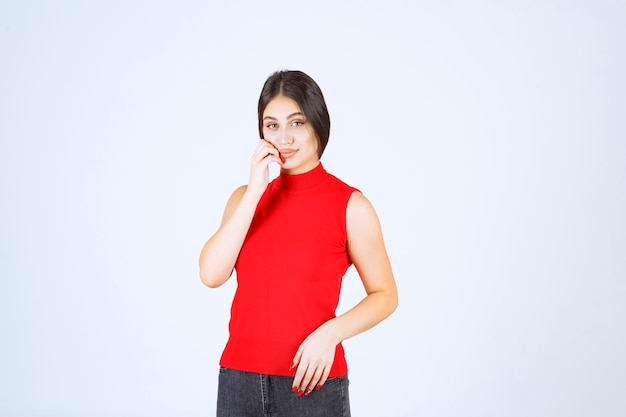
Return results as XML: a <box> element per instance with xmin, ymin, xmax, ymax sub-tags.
<box><xmin>291</xmin><ymin>321</ymin><xmax>339</xmax><ymax>396</ymax></box>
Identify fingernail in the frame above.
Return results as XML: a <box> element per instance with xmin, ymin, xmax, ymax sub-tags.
<box><xmin>292</xmin><ymin>386</ymin><xmax>297</xmax><ymax>393</ymax></box>
<box><xmin>305</xmin><ymin>388</ymin><xmax>312</xmax><ymax>396</ymax></box>
<box><xmin>316</xmin><ymin>384</ymin><xmax>321</xmax><ymax>391</ymax></box>
<box><xmin>297</xmin><ymin>390</ymin><xmax>303</xmax><ymax>397</ymax></box>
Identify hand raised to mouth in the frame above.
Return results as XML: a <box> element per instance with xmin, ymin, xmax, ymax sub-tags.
<box><xmin>261</xmin><ymin>138</ymin><xmax>285</xmax><ymax>163</ymax></box>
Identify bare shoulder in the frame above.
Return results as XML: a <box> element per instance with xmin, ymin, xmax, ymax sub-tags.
<box><xmin>230</xmin><ymin>184</ymin><xmax>248</xmax><ymax>201</ymax></box>
<box><xmin>346</xmin><ymin>190</ymin><xmax>391</xmax><ymax>284</ymax></box>
<box><xmin>346</xmin><ymin>190</ymin><xmax>384</xmax><ymax>245</ymax></box>
<box><xmin>220</xmin><ymin>185</ymin><xmax>248</xmax><ymax>224</ymax></box>
<box><xmin>224</xmin><ymin>184</ymin><xmax>248</xmax><ymax>208</ymax></box>
<box><xmin>347</xmin><ymin>191</ymin><xmax>379</xmax><ymax>223</ymax></box>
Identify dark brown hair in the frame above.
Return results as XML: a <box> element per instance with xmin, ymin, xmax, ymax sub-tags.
<box><xmin>258</xmin><ymin>70</ymin><xmax>331</xmax><ymax>157</ymax></box>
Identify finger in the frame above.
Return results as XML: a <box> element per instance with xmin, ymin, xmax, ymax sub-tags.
<box><xmin>315</xmin><ymin>367</ymin><xmax>332</xmax><ymax>392</ymax></box>
<box><xmin>290</xmin><ymin>349</ymin><xmax>303</xmax><ymax>391</ymax></box>
<box><xmin>297</xmin><ymin>363</ymin><xmax>315</xmax><ymax>396</ymax></box>
<box><xmin>261</xmin><ymin>139</ymin><xmax>285</xmax><ymax>163</ymax></box>
<box><xmin>304</xmin><ymin>365</ymin><xmax>325</xmax><ymax>396</ymax></box>
<box><xmin>254</xmin><ymin>138</ymin><xmax>276</xmax><ymax>153</ymax></box>
<box><xmin>261</xmin><ymin>138</ymin><xmax>279</xmax><ymax>151</ymax></box>
<box><xmin>290</xmin><ymin>346</ymin><xmax>302</xmax><ymax>372</ymax></box>
<box><xmin>258</xmin><ymin>138</ymin><xmax>279</xmax><ymax>155</ymax></box>
<box><xmin>252</xmin><ymin>147</ymin><xmax>281</xmax><ymax>168</ymax></box>
<box><xmin>293</xmin><ymin>362</ymin><xmax>310</xmax><ymax>396</ymax></box>
<box><xmin>253</xmin><ymin>142</ymin><xmax>278</xmax><ymax>161</ymax></box>
<box><xmin>262</xmin><ymin>154</ymin><xmax>281</xmax><ymax>166</ymax></box>
<box><xmin>260</xmin><ymin>147</ymin><xmax>281</xmax><ymax>164</ymax></box>
<box><xmin>298</xmin><ymin>360</ymin><xmax>322</xmax><ymax>396</ymax></box>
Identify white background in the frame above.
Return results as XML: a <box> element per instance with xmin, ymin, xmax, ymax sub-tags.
<box><xmin>1</xmin><ymin>1</ymin><xmax>624</xmax><ymax>416</ymax></box>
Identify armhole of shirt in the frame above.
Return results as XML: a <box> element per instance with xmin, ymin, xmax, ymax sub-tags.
<box><xmin>343</xmin><ymin>187</ymin><xmax>360</xmax><ymax>250</ymax></box>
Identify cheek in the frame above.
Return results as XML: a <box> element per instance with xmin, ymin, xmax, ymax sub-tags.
<box><xmin>309</xmin><ymin>135</ymin><xmax>320</xmax><ymax>153</ymax></box>
<box><xmin>302</xmin><ymin>137</ymin><xmax>317</xmax><ymax>154</ymax></box>
<box><xmin>304</xmin><ymin>127</ymin><xmax>319</xmax><ymax>149</ymax></box>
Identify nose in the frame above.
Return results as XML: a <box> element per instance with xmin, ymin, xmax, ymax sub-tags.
<box><xmin>278</xmin><ymin>129</ymin><xmax>294</xmax><ymax>145</ymax></box>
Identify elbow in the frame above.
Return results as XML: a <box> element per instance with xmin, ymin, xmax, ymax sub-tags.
<box><xmin>199</xmin><ymin>267</ymin><xmax>227</xmax><ymax>289</ymax></box>
<box><xmin>200</xmin><ymin>276</ymin><xmax>220</xmax><ymax>289</ymax></box>
<box><xmin>387</xmin><ymin>289</ymin><xmax>399</xmax><ymax>317</ymax></box>
<box><xmin>383</xmin><ymin>284</ymin><xmax>399</xmax><ymax>318</ymax></box>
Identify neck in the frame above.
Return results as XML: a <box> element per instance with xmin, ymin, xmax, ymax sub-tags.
<box><xmin>278</xmin><ymin>162</ymin><xmax>327</xmax><ymax>191</ymax></box>
<box><xmin>280</xmin><ymin>159</ymin><xmax>321</xmax><ymax>176</ymax></box>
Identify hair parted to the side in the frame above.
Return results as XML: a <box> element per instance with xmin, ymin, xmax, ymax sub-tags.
<box><xmin>258</xmin><ymin>70</ymin><xmax>331</xmax><ymax>158</ymax></box>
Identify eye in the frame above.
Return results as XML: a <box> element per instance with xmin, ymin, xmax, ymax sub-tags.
<box><xmin>266</xmin><ymin>123</ymin><xmax>278</xmax><ymax>129</ymax></box>
<box><xmin>291</xmin><ymin>120</ymin><xmax>304</xmax><ymax>127</ymax></box>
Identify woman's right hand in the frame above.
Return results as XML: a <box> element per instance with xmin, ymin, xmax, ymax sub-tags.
<box><xmin>247</xmin><ymin>139</ymin><xmax>282</xmax><ymax>197</ymax></box>
<box><xmin>199</xmin><ymin>139</ymin><xmax>282</xmax><ymax>288</ymax></box>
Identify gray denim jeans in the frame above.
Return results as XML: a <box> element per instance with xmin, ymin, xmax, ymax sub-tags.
<box><xmin>217</xmin><ymin>367</ymin><xmax>351</xmax><ymax>417</ymax></box>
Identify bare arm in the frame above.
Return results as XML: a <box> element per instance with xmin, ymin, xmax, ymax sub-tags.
<box><xmin>333</xmin><ymin>191</ymin><xmax>398</xmax><ymax>337</ymax></box>
<box><xmin>292</xmin><ymin>191</ymin><xmax>398</xmax><ymax>394</ymax></box>
<box><xmin>198</xmin><ymin>140</ymin><xmax>282</xmax><ymax>288</ymax></box>
<box><xmin>198</xmin><ymin>185</ymin><xmax>257</xmax><ymax>288</ymax></box>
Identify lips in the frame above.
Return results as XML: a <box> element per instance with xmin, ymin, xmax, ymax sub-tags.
<box><xmin>279</xmin><ymin>149</ymin><xmax>297</xmax><ymax>159</ymax></box>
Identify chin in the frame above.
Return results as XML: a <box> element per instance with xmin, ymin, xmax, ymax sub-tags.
<box><xmin>281</xmin><ymin>157</ymin><xmax>317</xmax><ymax>174</ymax></box>
<box><xmin>281</xmin><ymin>159</ymin><xmax>299</xmax><ymax>169</ymax></box>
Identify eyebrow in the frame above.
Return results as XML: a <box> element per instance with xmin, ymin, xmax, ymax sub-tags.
<box><xmin>263</xmin><ymin>112</ymin><xmax>305</xmax><ymax>121</ymax></box>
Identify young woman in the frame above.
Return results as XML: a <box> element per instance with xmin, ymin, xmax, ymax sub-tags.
<box><xmin>199</xmin><ymin>70</ymin><xmax>398</xmax><ymax>417</ymax></box>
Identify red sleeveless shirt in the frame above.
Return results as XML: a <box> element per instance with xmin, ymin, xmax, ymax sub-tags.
<box><xmin>219</xmin><ymin>163</ymin><xmax>358</xmax><ymax>377</ymax></box>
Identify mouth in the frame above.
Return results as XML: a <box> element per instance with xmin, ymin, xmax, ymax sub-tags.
<box><xmin>279</xmin><ymin>149</ymin><xmax>298</xmax><ymax>159</ymax></box>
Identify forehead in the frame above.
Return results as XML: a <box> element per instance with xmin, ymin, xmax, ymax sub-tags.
<box><xmin>263</xmin><ymin>95</ymin><xmax>302</xmax><ymax>117</ymax></box>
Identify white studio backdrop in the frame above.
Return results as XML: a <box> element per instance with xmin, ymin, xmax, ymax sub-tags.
<box><xmin>1</xmin><ymin>1</ymin><xmax>624</xmax><ymax>416</ymax></box>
